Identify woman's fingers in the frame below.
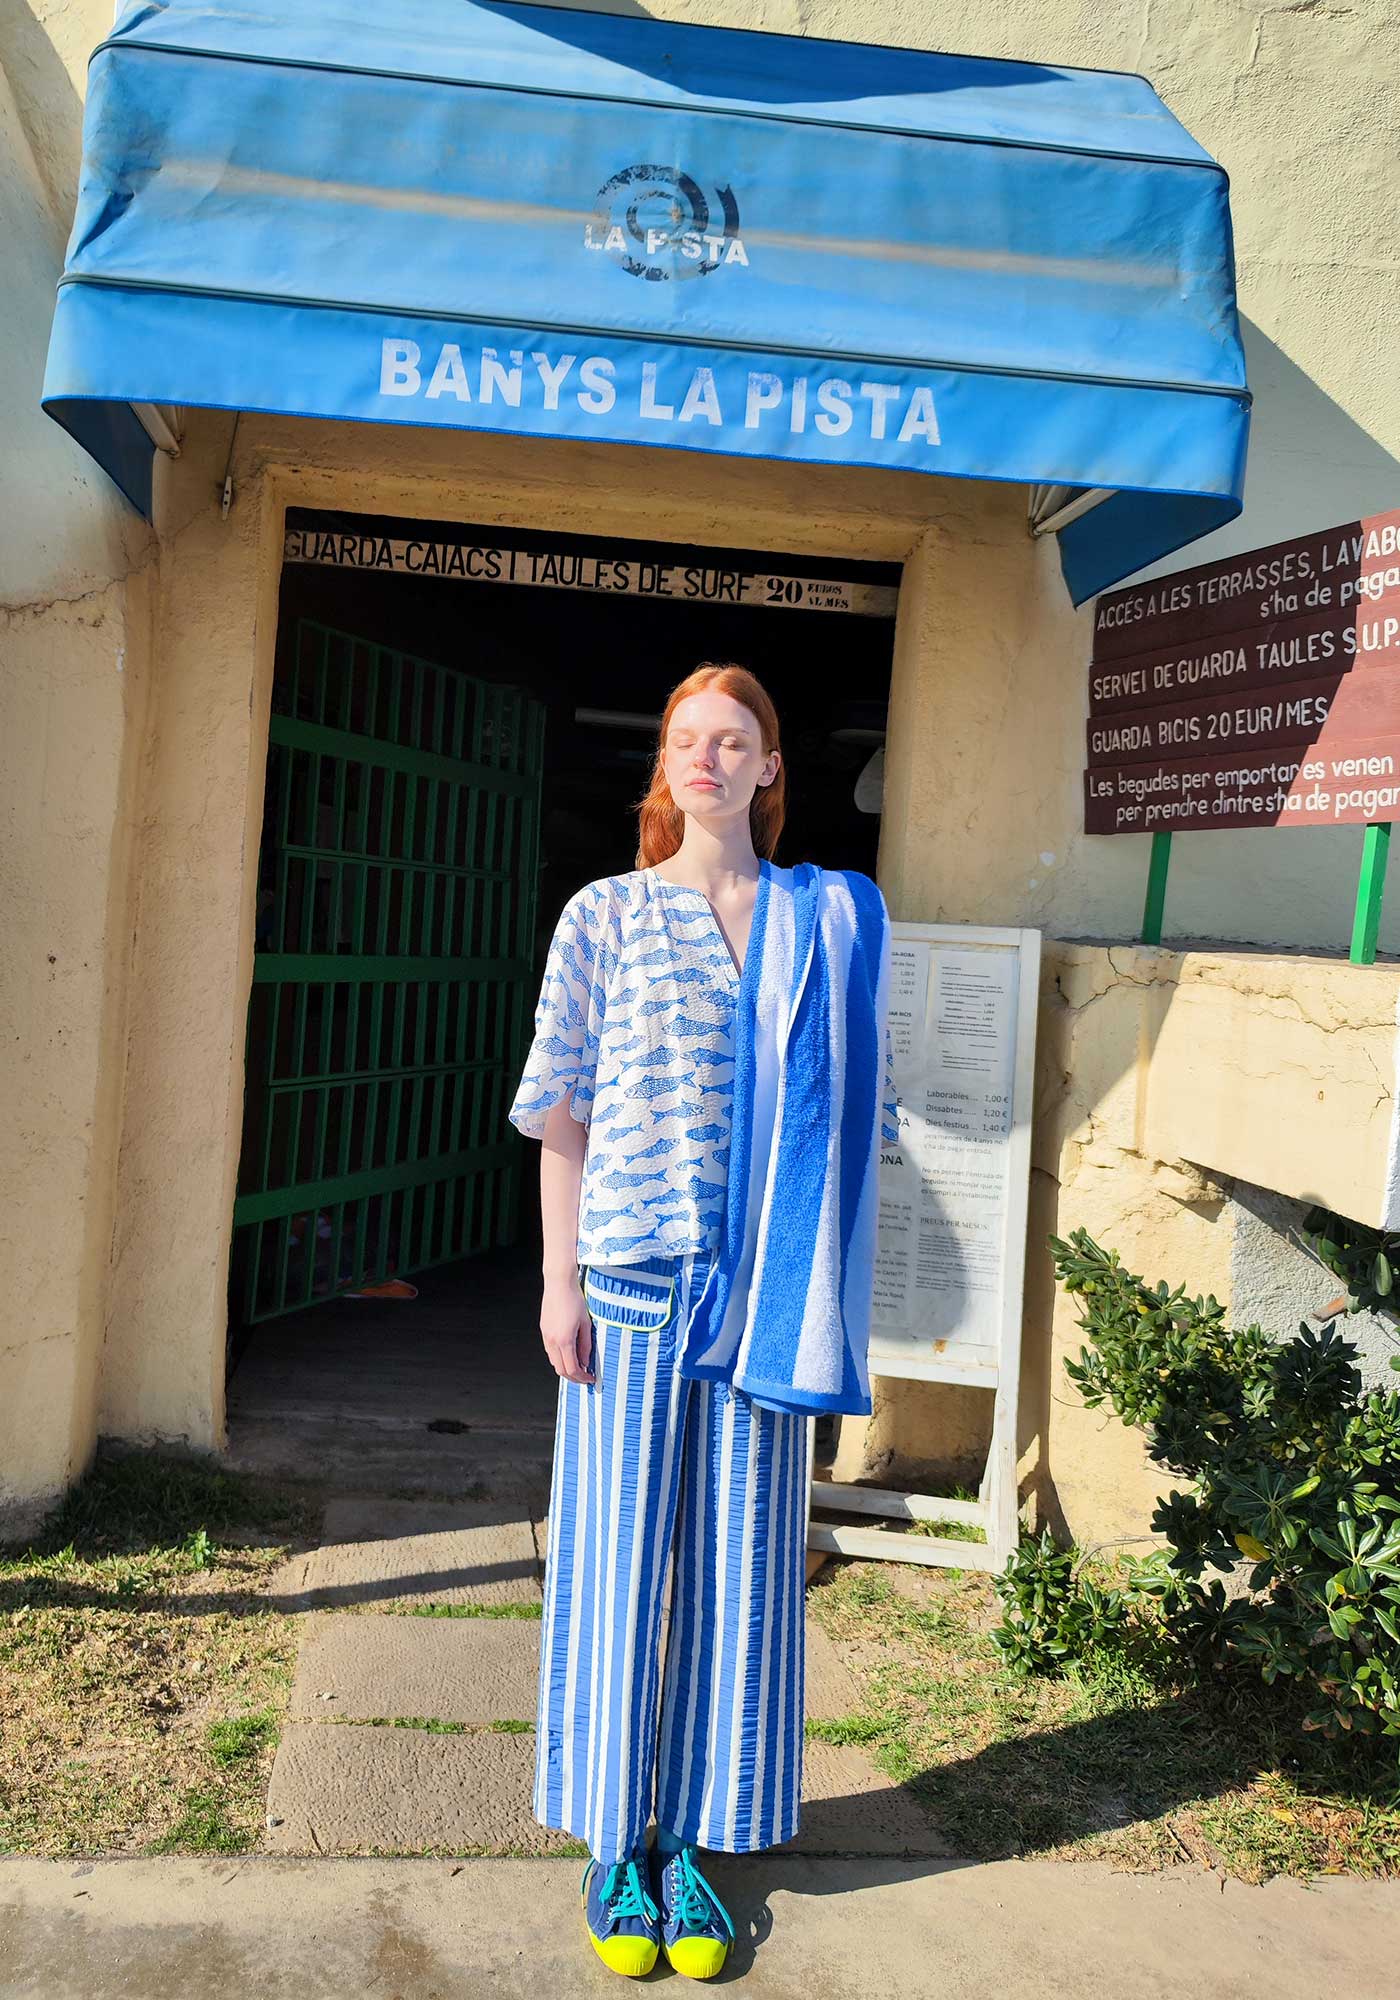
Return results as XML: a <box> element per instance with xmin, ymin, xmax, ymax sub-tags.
<box><xmin>542</xmin><ymin>1310</ymin><xmax>594</xmax><ymax>1384</ymax></box>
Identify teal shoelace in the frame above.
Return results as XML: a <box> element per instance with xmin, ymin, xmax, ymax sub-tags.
<box><xmin>585</xmin><ymin>1856</ymin><xmax>660</xmax><ymax>1931</ymax></box>
<box><xmin>669</xmin><ymin>1846</ymin><xmax>735</xmax><ymax>1942</ymax></box>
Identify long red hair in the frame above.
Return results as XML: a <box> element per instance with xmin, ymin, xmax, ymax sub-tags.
<box><xmin>635</xmin><ymin>664</ymin><xmax>786</xmax><ymax>869</ymax></box>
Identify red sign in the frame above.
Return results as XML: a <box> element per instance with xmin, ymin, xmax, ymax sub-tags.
<box><xmin>1085</xmin><ymin>509</ymin><xmax>1400</xmax><ymax>834</ymax></box>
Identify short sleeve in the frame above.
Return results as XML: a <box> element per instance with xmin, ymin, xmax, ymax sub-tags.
<box><xmin>508</xmin><ymin>885</ymin><xmax>610</xmax><ymax>1139</ymax></box>
<box><xmin>881</xmin><ymin>1022</ymin><xmax>899</xmax><ymax>1145</ymax></box>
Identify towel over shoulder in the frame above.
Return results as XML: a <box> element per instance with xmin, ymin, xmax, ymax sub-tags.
<box><xmin>679</xmin><ymin>859</ymin><xmax>892</xmax><ymax>1417</ymax></box>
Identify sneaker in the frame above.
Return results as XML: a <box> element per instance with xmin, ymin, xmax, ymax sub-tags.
<box><xmin>580</xmin><ymin>1853</ymin><xmax>661</xmax><ymax>1978</ymax></box>
<box><xmin>651</xmin><ymin>1840</ymin><xmax>735</xmax><ymax>1980</ymax></box>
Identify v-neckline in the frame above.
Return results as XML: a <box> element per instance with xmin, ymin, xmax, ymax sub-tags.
<box><xmin>647</xmin><ymin>862</ymin><xmax>766</xmax><ymax>983</ymax></box>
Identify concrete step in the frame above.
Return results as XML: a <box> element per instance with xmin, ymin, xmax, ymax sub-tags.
<box><xmin>267</xmin><ymin>1497</ymin><xmax>544</xmax><ymax>1613</ymax></box>
<box><xmin>288</xmin><ymin>1612</ymin><xmax>540</xmax><ymax>1725</ymax></box>
<box><xmin>265</xmin><ymin>1722</ymin><xmax>575</xmax><ymax>1857</ymax></box>
<box><xmin>266</xmin><ymin>1715</ymin><xmax>945</xmax><ymax>1859</ymax></box>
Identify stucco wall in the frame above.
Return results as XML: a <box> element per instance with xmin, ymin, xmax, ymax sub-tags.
<box><xmin>0</xmin><ymin>2</ymin><xmax>152</xmax><ymax>1539</ymax></box>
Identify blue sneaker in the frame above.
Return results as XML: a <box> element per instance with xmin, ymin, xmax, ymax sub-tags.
<box><xmin>651</xmin><ymin>1840</ymin><xmax>735</xmax><ymax>1980</ymax></box>
<box><xmin>581</xmin><ymin>1852</ymin><xmax>661</xmax><ymax>1978</ymax></box>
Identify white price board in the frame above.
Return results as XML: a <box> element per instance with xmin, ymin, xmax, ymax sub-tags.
<box><xmin>807</xmin><ymin>922</ymin><xmax>1040</xmax><ymax>1573</ymax></box>
<box><xmin>872</xmin><ymin>925</ymin><xmax>1038</xmax><ymax>1385</ymax></box>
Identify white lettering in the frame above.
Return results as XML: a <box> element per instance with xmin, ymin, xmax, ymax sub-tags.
<box><xmin>424</xmin><ymin>343</ymin><xmax>472</xmax><ymax>402</ymax></box>
<box><xmin>531</xmin><ymin>352</ymin><xmax>576</xmax><ymax>410</ymax></box>
<box><xmin>380</xmin><ymin>338</ymin><xmax>421</xmax><ymax>397</ymax></box>
<box><xmin>640</xmin><ymin>362</ymin><xmax>675</xmax><ymax>421</ymax></box>
<box><xmin>896</xmin><ymin>386</ymin><xmax>940</xmax><ymax>444</ymax></box>
<box><xmin>814</xmin><ymin>379</ymin><xmax>853</xmax><ymax>436</ymax></box>
<box><xmin>859</xmin><ymin>382</ymin><xmax>901</xmax><ymax>440</ymax></box>
<box><xmin>479</xmin><ymin>348</ymin><xmax>523</xmax><ymax>406</ymax></box>
<box><xmin>744</xmin><ymin>372</ymin><xmax>784</xmax><ymax>428</ymax></box>
<box><xmin>678</xmin><ymin>367</ymin><xmax>722</xmax><ymax>426</ymax></box>
<box><xmin>576</xmin><ymin>356</ymin><xmax>616</xmax><ymax>415</ymax></box>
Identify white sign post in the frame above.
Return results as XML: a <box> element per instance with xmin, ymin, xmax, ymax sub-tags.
<box><xmin>807</xmin><ymin>923</ymin><xmax>1041</xmax><ymax>1573</ymax></box>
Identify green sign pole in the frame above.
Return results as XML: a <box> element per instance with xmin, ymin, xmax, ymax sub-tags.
<box><xmin>1350</xmin><ymin>821</ymin><xmax>1391</xmax><ymax>965</ymax></box>
<box><xmin>1141</xmin><ymin>831</ymin><xmax>1172</xmax><ymax>946</ymax></box>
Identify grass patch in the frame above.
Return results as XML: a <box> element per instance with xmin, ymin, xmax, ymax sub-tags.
<box><xmin>808</xmin><ymin>1554</ymin><xmax>1400</xmax><ymax>1882</ymax></box>
<box><xmin>148</xmin><ymin>1786</ymin><xmax>252</xmax><ymax>1856</ymax></box>
<box><xmin>0</xmin><ymin>1448</ymin><xmax>318</xmax><ymax>1857</ymax></box>
<box><xmin>206</xmin><ymin>1709</ymin><xmax>280</xmax><ymax>1767</ymax></box>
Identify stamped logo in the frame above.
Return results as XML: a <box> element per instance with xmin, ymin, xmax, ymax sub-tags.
<box><xmin>584</xmin><ymin>164</ymin><xmax>748</xmax><ymax>281</ymax></box>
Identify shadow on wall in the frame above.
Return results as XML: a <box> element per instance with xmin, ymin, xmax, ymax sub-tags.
<box><xmin>0</xmin><ymin>0</ymin><xmax>85</xmax><ymax>239</ymax></box>
<box><xmin>474</xmin><ymin>0</ymin><xmax>1069</xmax><ymax>102</ymax></box>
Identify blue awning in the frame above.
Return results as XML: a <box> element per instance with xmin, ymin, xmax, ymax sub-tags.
<box><xmin>43</xmin><ymin>0</ymin><xmax>1250</xmax><ymax>603</ymax></box>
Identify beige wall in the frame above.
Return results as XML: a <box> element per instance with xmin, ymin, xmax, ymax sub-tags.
<box><xmin>3</xmin><ymin>0</ymin><xmax>1398</xmax><ymax>1541</ymax></box>
<box><xmin>0</xmin><ymin>2</ymin><xmax>153</xmax><ymax>1538</ymax></box>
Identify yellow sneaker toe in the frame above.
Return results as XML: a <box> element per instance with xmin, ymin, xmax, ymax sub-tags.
<box><xmin>589</xmin><ymin>1931</ymin><xmax>659</xmax><ymax>1978</ymax></box>
<box><xmin>667</xmin><ymin>1934</ymin><xmax>729</xmax><ymax>1980</ymax></box>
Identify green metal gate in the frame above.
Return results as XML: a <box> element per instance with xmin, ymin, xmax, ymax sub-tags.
<box><xmin>230</xmin><ymin>620</ymin><xmax>544</xmax><ymax>1322</ymax></box>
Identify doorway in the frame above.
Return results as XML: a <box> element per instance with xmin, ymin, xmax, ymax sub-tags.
<box><xmin>226</xmin><ymin>509</ymin><xmax>899</xmax><ymax>1458</ymax></box>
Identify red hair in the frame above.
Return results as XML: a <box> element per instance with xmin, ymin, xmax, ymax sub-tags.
<box><xmin>635</xmin><ymin>664</ymin><xmax>786</xmax><ymax>869</ymax></box>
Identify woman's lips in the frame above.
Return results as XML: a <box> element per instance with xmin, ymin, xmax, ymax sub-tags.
<box><xmin>687</xmin><ymin>779</ymin><xmax>720</xmax><ymax>791</ymax></box>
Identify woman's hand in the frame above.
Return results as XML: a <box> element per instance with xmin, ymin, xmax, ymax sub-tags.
<box><xmin>540</xmin><ymin>1274</ymin><xmax>595</xmax><ymax>1384</ymax></box>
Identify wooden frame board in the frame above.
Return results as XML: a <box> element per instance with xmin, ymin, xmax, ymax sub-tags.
<box><xmin>807</xmin><ymin>923</ymin><xmax>1041</xmax><ymax>1572</ymax></box>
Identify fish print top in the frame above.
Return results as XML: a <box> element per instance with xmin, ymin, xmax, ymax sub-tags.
<box><xmin>508</xmin><ymin>869</ymin><xmax>741</xmax><ymax>1265</ymax></box>
<box><xmin>509</xmin><ymin>867</ymin><xmax>901</xmax><ymax>1267</ymax></box>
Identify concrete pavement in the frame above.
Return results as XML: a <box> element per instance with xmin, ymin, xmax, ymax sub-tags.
<box><xmin>4</xmin><ymin>1853</ymin><xmax>1398</xmax><ymax>1998</ymax></box>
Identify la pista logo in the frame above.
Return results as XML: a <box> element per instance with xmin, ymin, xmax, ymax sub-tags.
<box><xmin>585</xmin><ymin>164</ymin><xmax>748</xmax><ymax>281</ymax></box>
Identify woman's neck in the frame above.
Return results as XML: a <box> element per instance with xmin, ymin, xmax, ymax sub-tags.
<box><xmin>654</xmin><ymin>820</ymin><xmax>760</xmax><ymax>893</ymax></box>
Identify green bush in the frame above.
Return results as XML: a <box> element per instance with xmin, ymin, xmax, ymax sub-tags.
<box><xmin>1046</xmin><ymin>1228</ymin><xmax>1400</xmax><ymax>1746</ymax></box>
<box><xmin>990</xmin><ymin>1526</ymin><xmax>1130</xmax><ymax>1675</ymax></box>
<box><xmin>1298</xmin><ymin>1207</ymin><xmax>1400</xmax><ymax>1356</ymax></box>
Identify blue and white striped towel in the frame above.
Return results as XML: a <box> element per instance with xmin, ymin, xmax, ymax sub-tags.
<box><xmin>679</xmin><ymin>859</ymin><xmax>892</xmax><ymax>1417</ymax></box>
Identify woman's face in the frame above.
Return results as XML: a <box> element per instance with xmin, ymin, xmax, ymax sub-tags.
<box><xmin>662</xmin><ymin>689</ymin><xmax>780</xmax><ymax>831</ymax></box>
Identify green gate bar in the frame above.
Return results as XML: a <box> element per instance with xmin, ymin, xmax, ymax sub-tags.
<box><xmin>231</xmin><ymin>621</ymin><xmax>544</xmax><ymax>1323</ymax></box>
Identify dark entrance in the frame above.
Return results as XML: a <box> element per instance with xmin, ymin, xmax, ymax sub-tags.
<box><xmin>225</xmin><ymin>511</ymin><xmax>899</xmax><ymax>1446</ymax></box>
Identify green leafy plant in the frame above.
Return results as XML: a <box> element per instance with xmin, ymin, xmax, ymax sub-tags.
<box><xmin>1053</xmin><ymin>1228</ymin><xmax>1400</xmax><ymax>1746</ymax></box>
<box><xmin>1299</xmin><ymin>1208</ymin><xmax>1400</xmax><ymax>1367</ymax></box>
<box><xmin>991</xmin><ymin>1526</ymin><xmax>1130</xmax><ymax>1674</ymax></box>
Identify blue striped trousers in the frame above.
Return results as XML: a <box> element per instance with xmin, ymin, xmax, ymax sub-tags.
<box><xmin>534</xmin><ymin>1253</ymin><xmax>812</xmax><ymax>1864</ymax></box>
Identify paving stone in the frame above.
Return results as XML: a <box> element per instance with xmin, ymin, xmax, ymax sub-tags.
<box><xmin>265</xmin><ymin>1722</ymin><xmax>576</xmax><ymax>1856</ymax></box>
<box><xmin>288</xmin><ymin>1612</ymin><xmax>540</xmax><ymax>1724</ymax></box>
<box><xmin>268</xmin><ymin>1497</ymin><xmax>541</xmax><ymax>1611</ymax></box>
<box><xmin>785</xmin><ymin>1742</ymin><xmax>952</xmax><ymax>1857</ymax></box>
<box><xmin>802</xmin><ymin>1620</ymin><xmax>863</xmax><ymax>1721</ymax></box>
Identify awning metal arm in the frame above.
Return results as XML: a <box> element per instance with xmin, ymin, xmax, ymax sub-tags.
<box><xmin>131</xmin><ymin>402</ymin><xmax>182</xmax><ymax>456</ymax></box>
<box><xmin>1029</xmin><ymin>484</ymin><xmax>1113</xmax><ymax>537</ymax></box>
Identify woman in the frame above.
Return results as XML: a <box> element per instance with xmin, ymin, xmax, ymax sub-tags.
<box><xmin>508</xmin><ymin>664</ymin><xmax>895</xmax><ymax>1980</ymax></box>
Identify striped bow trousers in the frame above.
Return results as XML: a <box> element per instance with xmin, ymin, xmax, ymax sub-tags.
<box><xmin>533</xmin><ymin>1252</ymin><xmax>812</xmax><ymax>1864</ymax></box>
